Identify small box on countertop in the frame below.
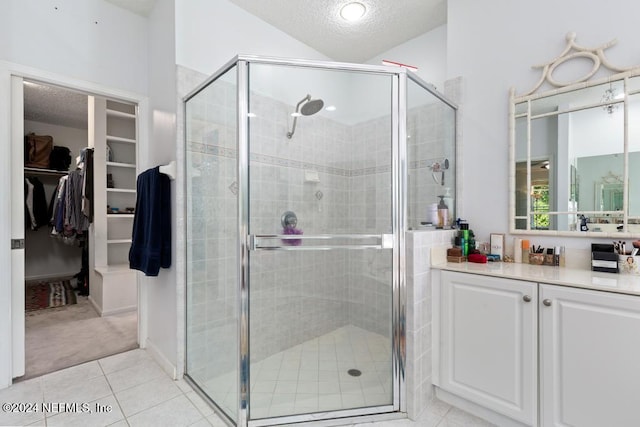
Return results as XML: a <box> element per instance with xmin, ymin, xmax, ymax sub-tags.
<box><xmin>529</xmin><ymin>253</ymin><xmax>545</xmax><ymax>265</ymax></box>
<box><xmin>591</xmin><ymin>243</ymin><xmax>618</xmax><ymax>273</ymax></box>
<box><xmin>618</xmin><ymin>255</ymin><xmax>640</xmax><ymax>275</ymax></box>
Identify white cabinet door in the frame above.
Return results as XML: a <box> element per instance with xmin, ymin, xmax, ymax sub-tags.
<box><xmin>439</xmin><ymin>271</ymin><xmax>537</xmax><ymax>425</ymax></box>
<box><xmin>540</xmin><ymin>284</ymin><xmax>640</xmax><ymax>427</ymax></box>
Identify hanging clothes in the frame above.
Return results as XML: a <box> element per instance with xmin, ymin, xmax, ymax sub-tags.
<box><xmin>48</xmin><ymin>160</ymin><xmax>92</xmax><ymax>245</ymax></box>
<box><xmin>66</xmin><ymin>169</ymin><xmax>89</xmax><ymax>233</ymax></box>
<box><xmin>129</xmin><ymin>166</ymin><xmax>171</xmax><ymax>276</ymax></box>
<box><xmin>81</xmin><ymin>148</ymin><xmax>94</xmax><ymax>223</ymax></box>
<box><xmin>25</xmin><ymin>178</ymin><xmax>36</xmax><ymax>230</ymax></box>
<box><xmin>50</xmin><ymin>175</ymin><xmax>68</xmax><ymax>234</ymax></box>
<box><xmin>24</xmin><ymin>176</ymin><xmax>49</xmax><ymax>230</ymax></box>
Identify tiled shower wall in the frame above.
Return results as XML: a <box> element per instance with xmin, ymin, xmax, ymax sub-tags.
<box><xmin>407</xmin><ymin>102</ymin><xmax>457</xmax><ymax>230</ymax></box>
<box><xmin>185</xmin><ymin>70</ymin><xmax>239</xmax><ymax>382</ymax></box>
<box><xmin>184</xmin><ymin>70</ymin><xmax>455</xmax><ymax>372</ymax></box>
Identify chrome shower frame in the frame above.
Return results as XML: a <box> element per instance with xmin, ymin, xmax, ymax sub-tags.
<box><xmin>183</xmin><ymin>54</ymin><xmax>457</xmax><ymax>427</ymax></box>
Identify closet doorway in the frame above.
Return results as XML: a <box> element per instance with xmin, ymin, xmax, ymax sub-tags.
<box><xmin>12</xmin><ymin>77</ymin><xmax>140</xmax><ymax>381</ymax></box>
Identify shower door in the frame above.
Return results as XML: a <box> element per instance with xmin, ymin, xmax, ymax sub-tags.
<box><xmin>242</xmin><ymin>61</ymin><xmax>400</xmax><ymax>424</ymax></box>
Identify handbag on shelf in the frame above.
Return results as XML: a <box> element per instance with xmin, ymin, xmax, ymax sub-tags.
<box><xmin>49</xmin><ymin>146</ymin><xmax>72</xmax><ymax>171</ymax></box>
<box><xmin>24</xmin><ymin>133</ymin><xmax>53</xmax><ymax>169</ymax></box>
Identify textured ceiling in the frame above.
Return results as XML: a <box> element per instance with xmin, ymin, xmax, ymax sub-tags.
<box><xmin>228</xmin><ymin>0</ymin><xmax>447</xmax><ymax>62</ymax></box>
<box><xmin>102</xmin><ymin>0</ymin><xmax>446</xmax><ymax>62</ymax></box>
<box><xmin>28</xmin><ymin>1</ymin><xmax>446</xmax><ymax>128</ymax></box>
<box><xmin>24</xmin><ymin>82</ymin><xmax>88</xmax><ymax>129</ymax></box>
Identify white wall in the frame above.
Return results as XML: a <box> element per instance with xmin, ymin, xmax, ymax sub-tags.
<box><xmin>447</xmin><ymin>0</ymin><xmax>640</xmax><ymax>250</ymax></box>
<box><xmin>0</xmin><ymin>0</ymin><xmax>148</xmax><ymax>94</ymax></box>
<box><xmin>0</xmin><ymin>0</ymin><xmax>149</xmax><ymax>388</ymax></box>
<box><xmin>175</xmin><ymin>0</ymin><xmax>330</xmax><ymax>76</ymax></box>
<box><xmin>145</xmin><ymin>0</ymin><xmax>179</xmax><ymax>374</ymax></box>
<box><xmin>367</xmin><ymin>24</ymin><xmax>448</xmax><ymax>91</ymax></box>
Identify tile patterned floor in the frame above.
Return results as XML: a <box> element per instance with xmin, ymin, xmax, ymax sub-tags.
<box><xmin>0</xmin><ymin>348</ymin><xmax>494</xmax><ymax>427</ymax></box>
<box><xmin>205</xmin><ymin>325</ymin><xmax>392</xmax><ymax>419</ymax></box>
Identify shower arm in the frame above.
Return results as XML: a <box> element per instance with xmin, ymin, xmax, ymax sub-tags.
<box><xmin>286</xmin><ymin>95</ymin><xmax>311</xmax><ymax>139</ymax></box>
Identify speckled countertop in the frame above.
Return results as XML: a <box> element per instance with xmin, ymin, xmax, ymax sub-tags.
<box><xmin>432</xmin><ymin>261</ymin><xmax>640</xmax><ymax>296</ymax></box>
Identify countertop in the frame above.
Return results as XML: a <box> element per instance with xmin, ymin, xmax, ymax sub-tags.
<box><xmin>432</xmin><ymin>261</ymin><xmax>640</xmax><ymax>296</ymax></box>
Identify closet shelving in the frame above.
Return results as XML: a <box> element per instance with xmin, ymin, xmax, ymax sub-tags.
<box><xmin>104</xmin><ymin>100</ymin><xmax>137</xmax><ymax>265</ymax></box>
<box><xmin>88</xmin><ymin>96</ymin><xmax>138</xmax><ymax>315</ymax></box>
<box><xmin>24</xmin><ymin>167</ymin><xmax>67</xmax><ymax>177</ymax></box>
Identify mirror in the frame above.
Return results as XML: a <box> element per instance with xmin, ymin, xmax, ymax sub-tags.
<box><xmin>510</xmin><ymin>33</ymin><xmax>640</xmax><ymax>236</ymax></box>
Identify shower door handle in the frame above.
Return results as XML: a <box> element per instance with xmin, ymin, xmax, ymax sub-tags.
<box><xmin>249</xmin><ymin>234</ymin><xmax>394</xmax><ymax>251</ymax></box>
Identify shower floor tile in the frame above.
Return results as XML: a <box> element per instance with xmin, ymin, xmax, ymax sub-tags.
<box><xmin>204</xmin><ymin>324</ymin><xmax>392</xmax><ymax>420</ymax></box>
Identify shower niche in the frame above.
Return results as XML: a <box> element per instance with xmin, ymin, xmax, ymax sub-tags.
<box><xmin>184</xmin><ymin>56</ymin><xmax>456</xmax><ymax>426</ymax></box>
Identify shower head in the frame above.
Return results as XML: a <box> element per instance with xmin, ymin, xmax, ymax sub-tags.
<box><xmin>287</xmin><ymin>94</ymin><xmax>324</xmax><ymax>139</ymax></box>
<box><xmin>300</xmin><ymin>98</ymin><xmax>324</xmax><ymax>116</ymax></box>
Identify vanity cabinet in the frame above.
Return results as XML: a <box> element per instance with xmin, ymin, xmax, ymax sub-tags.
<box><xmin>540</xmin><ymin>284</ymin><xmax>640</xmax><ymax>427</ymax></box>
<box><xmin>435</xmin><ymin>270</ymin><xmax>640</xmax><ymax>427</ymax></box>
<box><xmin>437</xmin><ymin>271</ymin><xmax>538</xmax><ymax>425</ymax></box>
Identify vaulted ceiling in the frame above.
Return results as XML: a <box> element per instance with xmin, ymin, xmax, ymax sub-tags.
<box><xmin>104</xmin><ymin>0</ymin><xmax>446</xmax><ymax>62</ymax></box>
<box><xmin>26</xmin><ymin>1</ymin><xmax>446</xmax><ymax>128</ymax></box>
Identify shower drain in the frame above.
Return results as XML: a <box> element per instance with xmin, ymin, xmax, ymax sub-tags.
<box><xmin>347</xmin><ymin>369</ymin><xmax>362</xmax><ymax>377</ymax></box>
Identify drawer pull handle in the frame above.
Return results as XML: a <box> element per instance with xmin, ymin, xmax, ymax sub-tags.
<box><xmin>523</xmin><ymin>295</ymin><xmax>532</xmax><ymax>302</ymax></box>
<box><xmin>543</xmin><ymin>299</ymin><xmax>552</xmax><ymax>307</ymax></box>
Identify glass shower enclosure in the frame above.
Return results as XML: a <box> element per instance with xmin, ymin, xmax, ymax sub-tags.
<box><xmin>184</xmin><ymin>56</ymin><xmax>456</xmax><ymax>426</ymax></box>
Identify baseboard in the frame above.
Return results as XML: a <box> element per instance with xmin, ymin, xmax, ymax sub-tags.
<box><xmin>87</xmin><ymin>296</ymin><xmax>136</xmax><ymax>318</ymax></box>
<box><xmin>146</xmin><ymin>338</ymin><xmax>177</xmax><ymax>380</ymax></box>
<box><xmin>25</xmin><ymin>272</ymin><xmax>78</xmax><ymax>281</ymax></box>
<box><xmin>100</xmin><ymin>305</ymin><xmax>137</xmax><ymax>317</ymax></box>
<box><xmin>435</xmin><ymin>387</ymin><xmax>529</xmax><ymax>427</ymax></box>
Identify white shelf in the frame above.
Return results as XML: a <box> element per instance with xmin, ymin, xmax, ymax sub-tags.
<box><xmin>107</xmin><ymin>109</ymin><xmax>136</xmax><ymax>120</ymax></box>
<box><xmin>107</xmin><ymin>213</ymin><xmax>135</xmax><ymax>218</ymax></box>
<box><xmin>106</xmin><ymin>135</ymin><xmax>136</xmax><ymax>144</ymax></box>
<box><xmin>107</xmin><ymin>188</ymin><xmax>136</xmax><ymax>193</ymax></box>
<box><xmin>95</xmin><ymin>264</ymin><xmax>133</xmax><ymax>276</ymax></box>
<box><xmin>24</xmin><ymin>167</ymin><xmax>68</xmax><ymax>177</ymax></box>
<box><xmin>107</xmin><ymin>161</ymin><xmax>136</xmax><ymax>168</ymax></box>
<box><xmin>107</xmin><ymin>239</ymin><xmax>132</xmax><ymax>244</ymax></box>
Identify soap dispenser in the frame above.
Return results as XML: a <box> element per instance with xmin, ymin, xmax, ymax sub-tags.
<box><xmin>437</xmin><ymin>195</ymin><xmax>449</xmax><ymax>228</ymax></box>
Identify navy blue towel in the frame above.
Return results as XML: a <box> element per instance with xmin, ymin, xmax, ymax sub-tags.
<box><xmin>129</xmin><ymin>167</ymin><xmax>171</xmax><ymax>276</ymax></box>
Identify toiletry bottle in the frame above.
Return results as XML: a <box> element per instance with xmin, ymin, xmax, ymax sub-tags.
<box><xmin>559</xmin><ymin>246</ymin><xmax>566</xmax><ymax>267</ymax></box>
<box><xmin>443</xmin><ymin>187</ymin><xmax>454</xmax><ymax>226</ymax></box>
<box><xmin>460</xmin><ymin>223</ymin><xmax>469</xmax><ymax>256</ymax></box>
<box><xmin>514</xmin><ymin>238</ymin><xmax>523</xmax><ymax>263</ymax></box>
<box><xmin>522</xmin><ymin>240</ymin><xmax>530</xmax><ymax>264</ymax></box>
<box><xmin>437</xmin><ymin>195</ymin><xmax>449</xmax><ymax>228</ymax></box>
<box><xmin>428</xmin><ymin>203</ymin><xmax>438</xmax><ymax>225</ymax></box>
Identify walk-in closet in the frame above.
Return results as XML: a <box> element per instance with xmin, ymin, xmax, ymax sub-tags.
<box><xmin>19</xmin><ymin>80</ymin><xmax>139</xmax><ymax>380</ymax></box>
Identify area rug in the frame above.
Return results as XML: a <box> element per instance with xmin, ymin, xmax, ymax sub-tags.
<box><xmin>25</xmin><ymin>279</ymin><xmax>77</xmax><ymax>311</ymax></box>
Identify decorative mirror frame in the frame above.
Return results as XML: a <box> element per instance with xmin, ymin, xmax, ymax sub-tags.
<box><xmin>509</xmin><ymin>32</ymin><xmax>640</xmax><ymax>237</ymax></box>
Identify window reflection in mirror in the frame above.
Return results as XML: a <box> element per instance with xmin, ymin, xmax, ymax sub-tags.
<box><xmin>628</xmin><ymin>93</ymin><xmax>640</xmax><ymax>222</ymax></box>
<box><xmin>511</xmin><ymin>74</ymin><xmax>638</xmax><ymax>234</ymax></box>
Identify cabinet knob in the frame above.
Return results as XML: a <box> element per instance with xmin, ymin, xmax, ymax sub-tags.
<box><xmin>543</xmin><ymin>299</ymin><xmax>552</xmax><ymax>306</ymax></box>
<box><xmin>523</xmin><ymin>295</ymin><xmax>532</xmax><ymax>302</ymax></box>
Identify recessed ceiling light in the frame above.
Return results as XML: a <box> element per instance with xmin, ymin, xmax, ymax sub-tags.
<box><xmin>340</xmin><ymin>2</ymin><xmax>366</xmax><ymax>22</ymax></box>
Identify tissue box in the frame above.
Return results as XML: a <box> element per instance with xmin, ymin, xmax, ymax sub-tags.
<box><xmin>618</xmin><ymin>255</ymin><xmax>640</xmax><ymax>275</ymax></box>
